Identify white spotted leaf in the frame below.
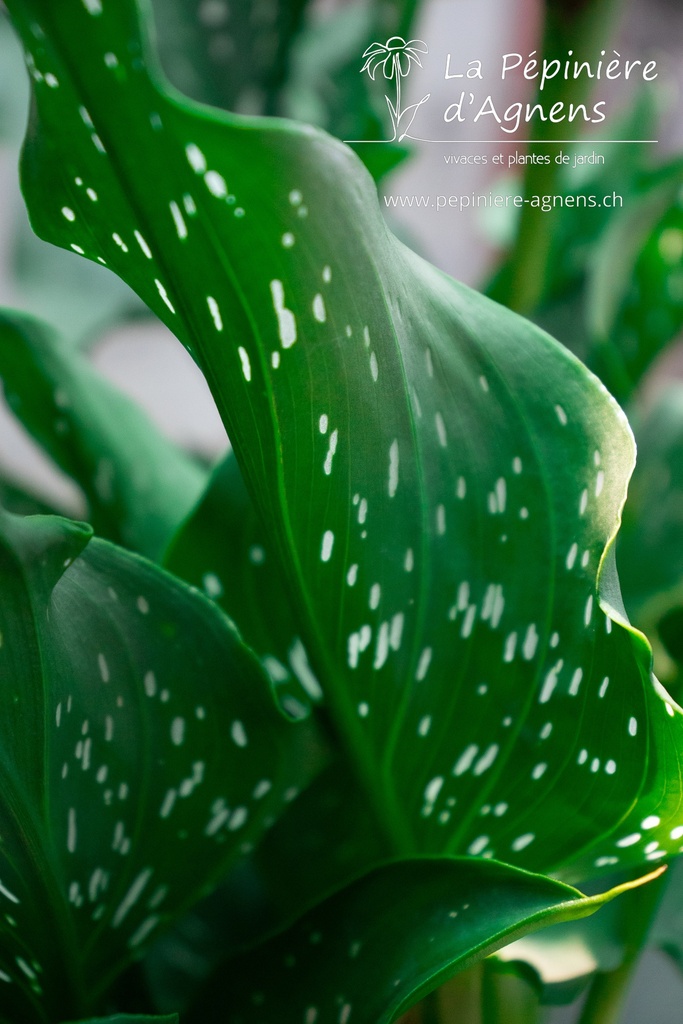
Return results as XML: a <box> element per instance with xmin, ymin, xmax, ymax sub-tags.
<box><xmin>150</xmin><ymin>0</ymin><xmax>413</xmax><ymax>182</ymax></box>
<box><xmin>165</xmin><ymin>451</ymin><xmax>322</xmax><ymax>718</ymax></box>
<box><xmin>7</xmin><ymin>0</ymin><xmax>683</xmax><ymax>882</ymax></box>
<box><xmin>0</xmin><ymin>510</ymin><xmax>307</xmax><ymax>1022</ymax></box>
<box><xmin>143</xmin><ymin>759</ymin><xmax>389</xmax><ymax>1012</ymax></box>
<box><xmin>0</xmin><ymin>309</ymin><xmax>207</xmax><ymax>560</ymax></box>
<box><xmin>184</xmin><ymin>859</ymin><xmax>662</xmax><ymax>1024</ymax></box>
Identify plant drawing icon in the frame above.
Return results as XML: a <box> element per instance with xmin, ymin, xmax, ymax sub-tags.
<box><xmin>361</xmin><ymin>36</ymin><xmax>431</xmax><ymax>141</ymax></box>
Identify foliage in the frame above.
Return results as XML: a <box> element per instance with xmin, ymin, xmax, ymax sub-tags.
<box><xmin>0</xmin><ymin>0</ymin><xmax>681</xmax><ymax>1023</ymax></box>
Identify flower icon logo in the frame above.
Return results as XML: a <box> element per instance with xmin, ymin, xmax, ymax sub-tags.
<box><xmin>361</xmin><ymin>36</ymin><xmax>428</xmax><ymax>81</ymax></box>
<box><xmin>361</xmin><ymin>36</ymin><xmax>430</xmax><ymax>142</ymax></box>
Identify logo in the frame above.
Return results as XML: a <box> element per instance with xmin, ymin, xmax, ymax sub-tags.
<box><xmin>354</xmin><ymin>41</ymin><xmax>659</xmax><ymax>146</ymax></box>
<box><xmin>361</xmin><ymin>36</ymin><xmax>431</xmax><ymax>142</ymax></box>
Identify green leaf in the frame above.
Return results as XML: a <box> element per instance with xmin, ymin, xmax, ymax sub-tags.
<box><xmin>282</xmin><ymin>3</ymin><xmax>412</xmax><ymax>177</ymax></box>
<box><xmin>0</xmin><ymin>10</ymin><xmax>29</xmax><ymax>143</ymax></box>
<box><xmin>0</xmin><ymin>8</ymin><xmax>145</xmax><ymax>347</ymax></box>
<box><xmin>584</xmin><ymin>161</ymin><xmax>683</xmax><ymax>396</ymax></box>
<box><xmin>8</xmin><ymin>0</ymin><xmax>683</xmax><ymax>883</ymax></box>
<box><xmin>619</xmin><ymin>387</ymin><xmax>683</xmax><ymax>614</ymax></box>
<box><xmin>9</xmin><ymin>208</ymin><xmax>148</xmax><ymax>349</ymax></box>
<box><xmin>498</xmin><ymin>911</ymin><xmax>623</xmax><ymax>1006</ymax></box>
<box><xmin>151</xmin><ymin>0</ymin><xmax>310</xmax><ymax>116</ymax></box>
<box><xmin>146</xmin><ymin>758</ymin><xmax>391</xmax><ymax>1013</ymax></box>
<box><xmin>537</xmin><ymin>94</ymin><xmax>670</xmax><ymax>308</ymax></box>
<box><xmin>486</xmin><ymin>90</ymin><xmax>683</xmax><ymax>405</ymax></box>
<box><xmin>143</xmin><ymin>750</ymin><xmax>389</xmax><ymax>1014</ymax></box>
<box><xmin>0</xmin><ymin>473</ymin><xmax>59</xmax><ymax>518</ymax></box>
<box><xmin>248</xmin><ymin>761</ymin><xmax>391</xmax><ymax>927</ymax></box>
<box><xmin>150</xmin><ymin>0</ymin><xmax>415</xmax><ymax>179</ymax></box>
<box><xmin>0</xmin><ymin>509</ymin><xmax>306</xmax><ymax>1022</ymax></box>
<box><xmin>184</xmin><ymin>859</ymin><xmax>662</xmax><ymax>1024</ymax></box>
<box><xmin>0</xmin><ymin>308</ymin><xmax>207</xmax><ymax>561</ymax></box>
<box><xmin>495</xmin><ymin>870</ymin><xmax>664</xmax><ymax>1006</ymax></box>
<box><xmin>617</xmin><ymin>386</ymin><xmax>683</xmax><ymax>693</ymax></box>
<box><xmin>165</xmin><ymin>451</ymin><xmax>320</xmax><ymax>717</ymax></box>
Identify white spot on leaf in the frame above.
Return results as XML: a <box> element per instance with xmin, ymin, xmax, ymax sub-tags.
<box><xmin>238</xmin><ymin>347</ymin><xmax>252</xmax><ymax>382</ymax></box>
<box><xmin>321</xmin><ymin>531</ymin><xmax>334</xmax><ymax>563</ymax></box>
<box><xmin>270</xmin><ymin>280</ymin><xmax>297</xmax><ymax>348</ymax></box>
<box><xmin>312</xmin><ymin>294</ymin><xmax>327</xmax><ymax>323</ymax></box>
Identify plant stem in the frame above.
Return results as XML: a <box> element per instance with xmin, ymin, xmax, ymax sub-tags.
<box><xmin>378</xmin><ymin>0</ymin><xmax>423</xmax><ymax>41</ymax></box>
<box><xmin>577</xmin><ymin>959</ymin><xmax>640</xmax><ymax>1024</ymax></box>
<box><xmin>397</xmin><ymin>0</ymin><xmax>422</xmax><ymax>40</ymax></box>
<box><xmin>505</xmin><ymin>0</ymin><xmax>622</xmax><ymax>314</ymax></box>
<box><xmin>434</xmin><ymin>963</ymin><xmax>484</xmax><ymax>1023</ymax></box>
<box><xmin>480</xmin><ymin>960</ymin><xmax>542</xmax><ymax>1024</ymax></box>
<box><xmin>421</xmin><ymin>990</ymin><xmax>442</xmax><ymax>1024</ymax></box>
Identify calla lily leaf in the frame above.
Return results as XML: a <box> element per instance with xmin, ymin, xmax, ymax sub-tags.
<box><xmin>166</xmin><ymin>450</ymin><xmax>320</xmax><ymax>717</ymax></box>
<box><xmin>7</xmin><ymin>0</ymin><xmax>683</xmax><ymax>887</ymax></box>
<box><xmin>0</xmin><ymin>308</ymin><xmax>207</xmax><ymax>561</ymax></box>
<box><xmin>184</xmin><ymin>859</ymin><xmax>663</xmax><ymax>1024</ymax></box>
<box><xmin>0</xmin><ymin>509</ymin><xmax>307</xmax><ymax>1023</ymax></box>
<box><xmin>0</xmin><ymin>473</ymin><xmax>58</xmax><ymax>518</ymax></box>
<box><xmin>145</xmin><ymin>756</ymin><xmax>392</xmax><ymax>1014</ymax></box>
<box><xmin>0</xmin><ymin>8</ymin><xmax>144</xmax><ymax>347</ymax></box>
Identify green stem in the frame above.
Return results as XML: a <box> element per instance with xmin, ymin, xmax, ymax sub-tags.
<box><xmin>397</xmin><ymin>0</ymin><xmax>422</xmax><ymax>40</ymax></box>
<box><xmin>505</xmin><ymin>0</ymin><xmax>622</xmax><ymax>314</ymax></box>
<box><xmin>433</xmin><ymin>963</ymin><xmax>484</xmax><ymax>1024</ymax></box>
<box><xmin>480</xmin><ymin>960</ymin><xmax>542</xmax><ymax>1024</ymax></box>
<box><xmin>421</xmin><ymin>990</ymin><xmax>442</xmax><ymax>1024</ymax></box>
<box><xmin>578</xmin><ymin>960</ymin><xmax>640</xmax><ymax>1024</ymax></box>
<box><xmin>377</xmin><ymin>0</ymin><xmax>422</xmax><ymax>40</ymax></box>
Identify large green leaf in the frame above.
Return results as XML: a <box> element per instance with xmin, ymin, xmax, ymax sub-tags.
<box><xmin>184</xmin><ymin>859</ymin><xmax>661</xmax><ymax>1024</ymax></box>
<box><xmin>0</xmin><ymin>308</ymin><xmax>207</xmax><ymax>561</ymax></box>
<box><xmin>0</xmin><ymin>6</ymin><xmax>144</xmax><ymax>347</ymax></box>
<box><xmin>0</xmin><ymin>509</ymin><xmax>306</xmax><ymax>1023</ymax></box>
<box><xmin>7</xmin><ymin>0</ymin><xmax>683</xmax><ymax>884</ymax></box>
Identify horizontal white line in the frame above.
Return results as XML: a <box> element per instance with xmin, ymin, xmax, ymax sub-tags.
<box><xmin>346</xmin><ymin>139</ymin><xmax>659</xmax><ymax>145</ymax></box>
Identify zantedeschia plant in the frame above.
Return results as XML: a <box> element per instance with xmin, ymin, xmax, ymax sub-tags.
<box><xmin>0</xmin><ymin>0</ymin><xmax>681</xmax><ymax>1022</ymax></box>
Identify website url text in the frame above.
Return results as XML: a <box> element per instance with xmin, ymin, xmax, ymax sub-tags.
<box><xmin>384</xmin><ymin>192</ymin><xmax>624</xmax><ymax>212</ymax></box>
